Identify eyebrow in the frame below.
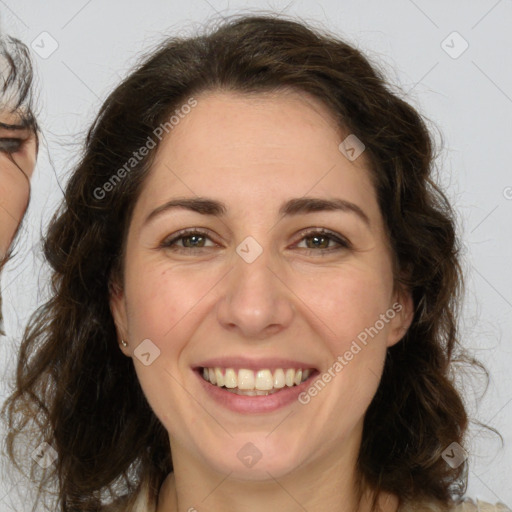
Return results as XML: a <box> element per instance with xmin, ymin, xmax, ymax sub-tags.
<box><xmin>143</xmin><ymin>196</ymin><xmax>370</xmax><ymax>227</ymax></box>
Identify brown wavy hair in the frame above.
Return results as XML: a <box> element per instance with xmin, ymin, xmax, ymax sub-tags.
<box><xmin>2</xmin><ymin>13</ymin><xmax>497</xmax><ymax>512</ymax></box>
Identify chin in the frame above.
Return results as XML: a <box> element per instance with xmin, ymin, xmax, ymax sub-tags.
<box><xmin>199</xmin><ymin>434</ymin><xmax>309</xmax><ymax>481</ymax></box>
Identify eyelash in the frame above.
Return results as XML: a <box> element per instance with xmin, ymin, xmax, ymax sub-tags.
<box><xmin>159</xmin><ymin>228</ymin><xmax>351</xmax><ymax>255</ymax></box>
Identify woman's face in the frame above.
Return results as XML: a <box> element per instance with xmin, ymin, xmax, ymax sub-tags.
<box><xmin>0</xmin><ymin>110</ymin><xmax>37</xmax><ymax>258</ymax></box>
<box><xmin>110</xmin><ymin>90</ymin><xmax>413</xmax><ymax>481</ymax></box>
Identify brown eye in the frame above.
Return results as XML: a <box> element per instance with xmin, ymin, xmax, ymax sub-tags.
<box><xmin>0</xmin><ymin>137</ymin><xmax>23</xmax><ymax>153</ymax></box>
<box><xmin>160</xmin><ymin>229</ymin><xmax>216</xmax><ymax>252</ymax></box>
<box><xmin>0</xmin><ymin>120</ymin><xmax>34</xmax><ymax>154</ymax></box>
<box><xmin>295</xmin><ymin>228</ymin><xmax>351</xmax><ymax>254</ymax></box>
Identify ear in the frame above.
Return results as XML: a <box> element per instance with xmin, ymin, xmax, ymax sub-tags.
<box><xmin>386</xmin><ymin>284</ymin><xmax>414</xmax><ymax>348</ymax></box>
<box><xmin>108</xmin><ymin>278</ymin><xmax>131</xmax><ymax>356</ymax></box>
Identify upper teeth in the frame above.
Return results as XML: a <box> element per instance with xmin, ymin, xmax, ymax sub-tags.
<box><xmin>202</xmin><ymin>367</ymin><xmax>312</xmax><ymax>390</ymax></box>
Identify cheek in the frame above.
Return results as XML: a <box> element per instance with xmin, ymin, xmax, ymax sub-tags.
<box><xmin>0</xmin><ymin>162</ymin><xmax>29</xmax><ymax>207</ymax></box>
<box><xmin>312</xmin><ymin>269</ymin><xmax>394</xmax><ymax>409</ymax></box>
<box><xmin>124</xmin><ymin>259</ymin><xmax>203</xmax><ymax>341</ymax></box>
<box><xmin>0</xmin><ymin>166</ymin><xmax>30</xmax><ymax>253</ymax></box>
<box><xmin>294</xmin><ymin>267</ymin><xmax>394</xmax><ymax>440</ymax></box>
<box><xmin>123</xmin><ymin>261</ymin><xmax>199</xmax><ymax>430</ymax></box>
<box><xmin>295</xmin><ymin>263</ymin><xmax>394</xmax><ymax>349</ymax></box>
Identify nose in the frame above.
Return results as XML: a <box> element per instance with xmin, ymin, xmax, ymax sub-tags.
<box><xmin>216</xmin><ymin>244</ymin><xmax>295</xmax><ymax>340</ymax></box>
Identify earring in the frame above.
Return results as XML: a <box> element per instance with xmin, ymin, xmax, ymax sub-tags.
<box><xmin>120</xmin><ymin>339</ymin><xmax>128</xmax><ymax>347</ymax></box>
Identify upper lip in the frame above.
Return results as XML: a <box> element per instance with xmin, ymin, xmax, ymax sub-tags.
<box><xmin>194</xmin><ymin>357</ymin><xmax>318</xmax><ymax>372</ymax></box>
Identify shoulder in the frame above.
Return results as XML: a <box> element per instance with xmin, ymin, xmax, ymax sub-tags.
<box><xmin>402</xmin><ymin>498</ymin><xmax>512</xmax><ymax>512</ymax></box>
<box><xmin>458</xmin><ymin>501</ymin><xmax>512</xmax><ymax>512</ymax></box>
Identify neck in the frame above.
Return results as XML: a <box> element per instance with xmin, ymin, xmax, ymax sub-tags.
<box><xmin>156</xmin><ymin>432</ymin><xmax>399</xmax><ymax>512</ymax></box>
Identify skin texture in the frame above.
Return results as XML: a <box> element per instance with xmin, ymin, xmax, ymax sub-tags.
<box><xmin>0</xmin><ymin>110</ymin><xmax>37</xmax><ymax>259</ymax></box>
<box><xmin>109</xmin><ymin>90</ymin><xmax>414</xmax><ymax>512</ymax></box>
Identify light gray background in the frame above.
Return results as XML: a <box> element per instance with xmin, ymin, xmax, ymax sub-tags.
<box><xmin>0</xmin><ymin>0</ymin><xmax>511</xmax><ymax>509</ymax></box>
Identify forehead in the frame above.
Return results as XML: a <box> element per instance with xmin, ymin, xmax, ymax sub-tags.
<box><xmin>133</xmin><ymin>89</ymin><xmax>379</xmax><ymax>223</ymax></box>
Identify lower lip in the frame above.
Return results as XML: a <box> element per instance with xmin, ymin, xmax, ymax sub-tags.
<box><xmin>194</xmin><ymin>369</ymin><xmax>319</xmax><ymax>414</ymax></box>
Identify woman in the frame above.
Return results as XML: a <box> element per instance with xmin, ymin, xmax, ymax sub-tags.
<box><xmin>2</xmin><ymin>14</ymin><xmax>509</xmax><ymax>512</ymax></box>
<box><xmin>0</xmin><ymin>35</ymin><xmax>38</xmax><ymax>335</ymax></box>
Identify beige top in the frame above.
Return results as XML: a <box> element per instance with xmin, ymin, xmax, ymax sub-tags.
<box><xmin>117</xmin><ymin>481</ymin><xmax>511</xmax><ymax>512</ymax></box>
<box><xmin>403</xmin><ymin>501</ymin><xmax>512</xmax><ymax>512</ymax></box>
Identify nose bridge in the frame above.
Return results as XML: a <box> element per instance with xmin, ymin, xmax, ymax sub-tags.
<box><xmin>216</xmin><ymin>235</ymin><xmax>294</xmax><ymax>338</ymax></box>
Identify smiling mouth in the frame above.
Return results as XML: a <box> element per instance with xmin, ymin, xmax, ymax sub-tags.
<box><xmin>197</xmin><ymin>367</ymin><xmax>317</xmax><ymax>396</ymax></box>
